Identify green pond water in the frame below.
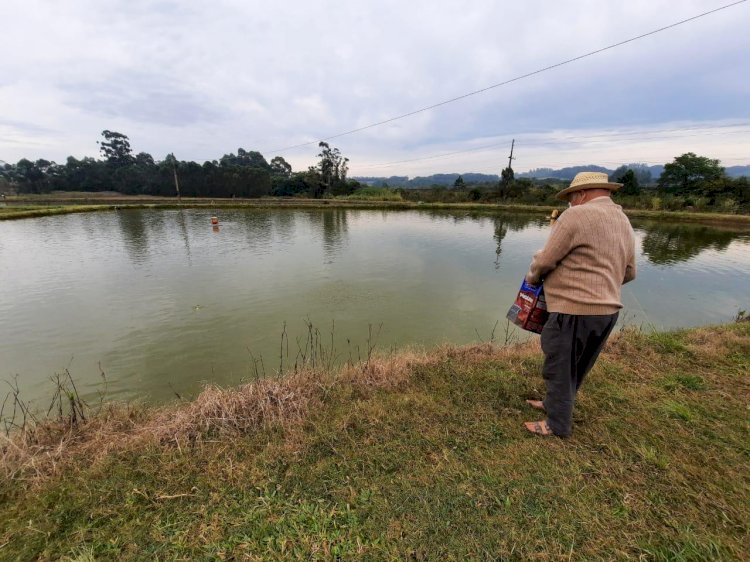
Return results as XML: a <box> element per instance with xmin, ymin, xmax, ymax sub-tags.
<box><xmin>1</xmin><ymin>208</ymin><xmax>749</xmax><ymax>407</ymax></box>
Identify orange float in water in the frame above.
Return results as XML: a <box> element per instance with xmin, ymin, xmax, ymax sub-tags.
<box><xmin>210</xmin><ymin>216</ymin><xmax>219</xmax><ymax>225</ymax></box>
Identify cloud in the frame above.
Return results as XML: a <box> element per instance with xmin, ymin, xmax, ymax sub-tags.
<box><xmin>59</xmin><ymin>71</ymin><xmax>223</xmax><ymax>126</ymax></box>
<box><xmin>0</xmin><ymin>0</ymin><xmax>748</xmax><ymax>174</ymax></box>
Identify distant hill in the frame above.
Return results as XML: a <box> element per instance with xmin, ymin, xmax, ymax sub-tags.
<box><xmin>354</xmin><ymin>162</ymin><xmax>748</xmax><ymax>189</ymax></box>
<box><xmin>518</xmin><ymin>165</ymin><xmax>611</xmax><ymax>180</ymax></box>
<box><xmin>727</xmin><ymin>165</ymin><xmax>750</xmax><ymax>178</ymax></box>
<box><xmin>354</xmin><ymin>176</ymin><xmax>410</xmax><ymax>187</ymax></box>
<box><xmin>519</xmin><ymin>164</ymin><xmax>748</xmax><ymax>181</ymax></box>
<box><xmin>517</xmin><ymin>164</ymin><xmax>666</xmax><ymax>181</ymax></box>
<box><xmin>354</xmin><ymin>173</ymin><xmax>499</xmax><ymax>188</ymax></box>
<box><xmin>648</xmin><ymin>165</ymin><xmax>665</xmax><ymax>179</ymax></box>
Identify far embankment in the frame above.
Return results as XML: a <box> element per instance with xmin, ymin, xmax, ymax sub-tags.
<box><xmin>3</xmin><ymin>194</ymin><xmax>750</xmax><ymax>228</ymax></box>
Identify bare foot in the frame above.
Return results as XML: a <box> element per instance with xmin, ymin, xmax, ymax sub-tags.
<box><xmin>525</xmin><ymin>399</ymin><xmax>545</xmax><ymax>412</ymax></box>
<box><xmin>524</xmin><ymin>420</ymin><xmax>554</xmax><ymax>436</ymax></box>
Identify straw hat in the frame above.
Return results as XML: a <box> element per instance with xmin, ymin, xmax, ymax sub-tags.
<box><xmin>555</xmin><ymin>171</ymin><xmax>622</xmax><ymax>201</ymax></box>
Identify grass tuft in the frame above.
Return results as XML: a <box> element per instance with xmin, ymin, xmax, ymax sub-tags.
<box><xmin>661</xmin><ymin>400</ymin><xmax>695</xmax><ymax>422</ymax></box>
<box><xmin>662</xmin><ymin>373</ymin><xmax>707</xmax><ymax>391</ymax></box>
<box><xmin>647</xmin><ymin>331</ymin><xmax>689</xmax><ymax>354</ymax></box>
<box><xmin>635</xmin><ymin>444</ymin><xmax>670</xmax><ymax>470</ymax></box>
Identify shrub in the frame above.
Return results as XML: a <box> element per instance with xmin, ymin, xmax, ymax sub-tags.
<box><xmin>720</xmin><ymin>197</ymin><xmax>739</xmax><ymax>213</ymax></box>
<box><xmin>339</xmin><ymin>187</ymin><xmax>403</xmax><ymax>201</ymax></box>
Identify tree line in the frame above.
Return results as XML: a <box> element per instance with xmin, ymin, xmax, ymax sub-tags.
<box><xmin>604</xmin><ymin>154</ymin><xmax>748</xmax><ymax>211</ymax></box>
<box><xmin>0</xmin><ymin>130</ymin><xmax>361</xmax><ymax>199</ymax></box>
<box><xmin>398</xmin><ymin>152</ymin><xmax>748</xmax><ymax>211</ymax></box>
<box><xmin>1</xmin><ymin>131</ymin><xmax>747</xmax><ymax>211</ymax></box>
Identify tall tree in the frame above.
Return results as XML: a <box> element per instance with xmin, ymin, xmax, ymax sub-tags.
<box><xmin>316</xmin><ymin>142</ymin><xmax>350</xmax><ymax>196</ymax></box>
<box><xmin>98</xmin><ymin>130</ymin><xmax>134</xmax><ymax>166</ymax></box>
<box><xmin>306</xmin><ymin>165</ymin><xmax>326</xmax><ymax>199</ymax></box>
<box><xmin>615</xmin><ymin>169</ymin><xmax>640</xmax><ymax>195</ymax></box>
<box><xmin>498</xmin><ymin>166</ymin><xmax>514</xmax><ymax>198</ymax></box>
<box><xmin>221</xmin><ymin>149</ymin><xmax>270</xmax><ymax>169</ymax></box>
<box><xmin>238</xmin><ymin>148</ymin><xmax>270</xmax><ymax>169</ymax></box>
<box><xmin>658</xmin><ymin>153</ymin><xmax>725</xmax><ymax>194</ymax></box>
<box><xmin>135</xmin><ymin>152</ymin><xmax>155</xmax><ymax>167</ymax></box>
<box><xmin>15</xmin><ymin>158</ymin><xmax>46</xmax><ymax>192</ymax></box>
<box><xmin>270</xmin><ymin>156</ymin><xmax>293</xmax><ymax>178</ymax></box>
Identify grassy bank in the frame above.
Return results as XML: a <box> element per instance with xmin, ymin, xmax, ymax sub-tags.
<box><xmin>0</xmin><ymin>205</ymin><xmax>120</xmax><ymax>221</ymax></box>
<box><xmin>1</xmin><ymin>322</ymin><xmax>748</xmax><ymax>560</ymax></box>
<box><xmin>1</xmin><ymin>200</ymin><xmax>557</xmax><ymax>222</ymax></box>
<box><xmin>3</xmin><ymin>197</ymin><xmax>750</xmax><ymax>228</ymax></box>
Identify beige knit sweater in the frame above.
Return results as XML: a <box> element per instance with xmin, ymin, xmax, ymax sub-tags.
<box><xmin>526</xmin><ymin>196</ymin><xmax>637</xmax><ymax>315</ymax></box>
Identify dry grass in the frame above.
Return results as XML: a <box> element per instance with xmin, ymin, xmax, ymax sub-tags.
<box><xmin>153</xmin><ymin>373</ymin><xmax>322</xmax><ymax>444</ymax></box>
<box><xmin>0</xmin><ymin>403</ymin><xmax>149</xmax><ymax>482</ymax></box>
<box><xmin>2</xmin><ymin>322</ymin><xmax>746</xmax><ymax>486</ymax></box>
<box><xmin>0</xmin><ymin>341</ymin><xmax>532</xmax><ymax>483</ymax></box>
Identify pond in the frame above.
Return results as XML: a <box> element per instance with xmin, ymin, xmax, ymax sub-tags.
<box><xmin>1</xmin><ymin>208</ymin><xmax>749</xmax><ymax>406</ymax></box>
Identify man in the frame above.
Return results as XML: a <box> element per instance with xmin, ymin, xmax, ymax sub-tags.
<box><xmin>523</xmin><ymin>171</ymin><xmax>636</xmax><ymax>437</ymax></box>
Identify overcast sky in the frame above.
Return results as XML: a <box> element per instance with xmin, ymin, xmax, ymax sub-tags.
<box><xmin>1</xmin><ymin>0</ymin><xmax>748</xmax><ymax>176</ymax></box>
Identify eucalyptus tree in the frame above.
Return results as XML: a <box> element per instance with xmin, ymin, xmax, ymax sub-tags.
<box><xmin>98</xmin><ymin>130</ymin><xmax>134</xmax><ymax>166</ymax></box>
<box><xmin>316</xmin><ymin>141</ymin><xmax>350</xmax><ymax>196</ymax></box>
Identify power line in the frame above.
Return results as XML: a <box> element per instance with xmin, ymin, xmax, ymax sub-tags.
<box><xmin>132</xmin><ymin>121</ymin><xmax>750</xmax><ymax>169</ymax></box>
<box><xmin>522</xmin><ymin>122</ymin><xmax>750</xmax><ymax>144</ymax></box>
<box><xmin>355</xmin><ymin>124</ymin><xmax>750</xmax><ymax>170</ymax></box>
<box><xmin>356</xmin><ymin>142</ymin><xmax>750</xmax><ymax>175</ymax></box>
<box><xmin>385</xmin><ymin>148</ymin><xmax>749</xmax><ymax>176</ymax></box>
<box><xmin>415</xmin><ymin>151</ymin><xmax>750</xmax><ymax>177</ymax></box>
<box><xmin>363</xmin><ymin>130</ymin><xmax>750</xmax><ymax>169</ymax></box>
<box><xmin>267</xmin><ymin>0</ymin><xmax>747</xmax><ymax>154</ymax></box>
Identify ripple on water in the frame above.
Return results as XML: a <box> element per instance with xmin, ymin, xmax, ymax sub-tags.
<box><xmin>2</xmin><ymin>209</ymin><xmax>750</xmax><ymax>405</ymax></box>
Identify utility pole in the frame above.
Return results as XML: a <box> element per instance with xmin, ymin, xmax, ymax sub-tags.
<box><xmin>171</xmin><ymin>154</ymin><xmax>182</xmax><ymax>204</ymax></box>
<box><xmin>507</xmin><ymin>139</ymin><xmax>515</xmax><ymax>170</ymax></box>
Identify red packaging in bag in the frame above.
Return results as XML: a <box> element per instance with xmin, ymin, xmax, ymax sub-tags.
<box><xmin>506</xmin><ymin>279</ymin><xmax>549</xmax><ymax>334</ymax></box>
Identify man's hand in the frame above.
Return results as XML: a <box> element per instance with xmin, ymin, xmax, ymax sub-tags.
<box><xmin>525</xmin><ymin>249</ymin><xmax>545</xmax><ymax>285</ymax></box>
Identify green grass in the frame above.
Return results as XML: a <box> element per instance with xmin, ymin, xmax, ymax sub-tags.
<box><xmin>1</xmin><ymin>323</ymin><xmax>749</xmax><ymax>560</ymax></box>
<box><xmin>649</xmin><ymin>333</ymin><xmax>685</xmax><ymax>353</ymax></box>
<box><xmin>662</xmin><ymin>373</ymin><xmax>706</xmax><ymax>392</ymax></box>
<box><xmin>337</xmin><ymin>187</ymin><xmax>404</xmax><ymax>201</ymax></box>
<box><xmin>661</xmin><ymin>399</ymin><xmax>695</xmax><ymax>422</ymax></box>
<box><xmin>0</xmin><ymin>205</ymin><xmax>114</xmax><ymax>220</ymax></box>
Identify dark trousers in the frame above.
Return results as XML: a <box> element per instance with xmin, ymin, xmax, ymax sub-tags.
<box><xmin>540</xmin><ymin>312</ymin><xmax>618</xmax><ymax>437</ymax></box>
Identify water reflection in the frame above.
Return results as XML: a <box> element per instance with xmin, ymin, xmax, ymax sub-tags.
<box><xmin>304</xmin><ymin>209</ymin><xmax>349</xmax><ymax>262</ymax></box>
<box><xmin>176</xmin><ymin>210</ymin><xmax>192</xmax><ymax>262</ymax></box>
<box><xmin>241</xmin><ymin>211</ymin><xmax>274</xmax><ymax>250</ymax></box>
<box><xmin>417</xmin><ymin>210</ymin><xmax>543</xmax><ymax>269</ymax></box>
<box><xmin>116</xmin><ymin>210</ymin><xmax>150</xmax><ymax>265</ymax></box>
<box><xmin>322</xmin><ymin>209</ymin><xmax>349</xmax><ymax>256</ymax></box>
<box><xmin>492</xmin><ymin>214</ymin><xmax>540</xmax><ymax>269</ymax></box>
<box><xmin>636</xmin><ymin>221</ymin><xmax>747</xmax><ymax>265</ymax></box>
<box><xmin>271</xmin><ymin>209</ymin><xmax>296</xmax><ymax>240</ymax></box>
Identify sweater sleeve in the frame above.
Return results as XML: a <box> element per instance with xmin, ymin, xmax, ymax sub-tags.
<box><xmin>525</xmin><ymin>217</ymin><xmax>575</xmax><ymax>285</ymax></box>
<box><xmin>623</xmin><ymin>243</ymin><xmax>637</xmax><ymax>284</ymax></box>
